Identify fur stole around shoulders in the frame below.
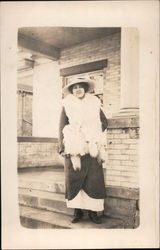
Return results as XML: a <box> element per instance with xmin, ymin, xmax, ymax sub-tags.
<box><xmin>62</xmin><ymin>93</ymin><xmax>102</xmax><ymax>138</ymax></box>
<box><xmin>62</xmin><ymin>94</ymin><xmax>107</xmax><ymax>169</ymax></box>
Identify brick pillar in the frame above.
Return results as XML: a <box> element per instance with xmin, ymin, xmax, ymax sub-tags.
<box><xmin>32</xmin><ymin>58</ymin><xmax>62</xmax><ymax>137</ymax></box>
<box><xmin>116</xmin><ymin>28</ymin><xmax>139</xmax><ymax>117</ymax></box>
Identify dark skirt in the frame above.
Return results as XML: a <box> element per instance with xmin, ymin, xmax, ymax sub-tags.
<box><xmin>64</xmin><ymin>154</ymin><xmax>106</xmax><ymax>201</ymax></box>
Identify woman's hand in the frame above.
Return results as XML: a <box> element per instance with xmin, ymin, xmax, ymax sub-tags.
<box><xmin>71</xmin><ymin>155</ymin><xmax>81</xmax><ymax>171</ymax></box>
<box><xmin>60</xmin><ymin>152</ymin><xmax>70</xmax><ymax>158</ymax></box>
<box><xmin>60</xmin><ymin>152</ymin><xmax>65</xmax><ymax>157</ymax></box>
<box><xmin>97</xmin><ymin>155</ymin><xmax>105</xmax><ymax>165</ymax></box>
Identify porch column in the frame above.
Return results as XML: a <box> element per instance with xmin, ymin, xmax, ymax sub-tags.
<box><xmin>118</xmin><ymin>28</ymin><xmax>139</xmax><ymax>116</ymax></box>
<box><xmin>32</xmin><ymin>58</ymin><xmax>62</xmax><ymax>137</ymax></box>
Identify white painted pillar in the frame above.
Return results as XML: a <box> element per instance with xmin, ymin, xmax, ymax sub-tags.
<box><xmin>119</xmin><ymin>28</ymin><xmax>139</xmax><ymax>115</ymax></box>
<box><xmin>32</xmin><ymin>58</ymin><xmax>62</xmax><ymax>137</ymax></box>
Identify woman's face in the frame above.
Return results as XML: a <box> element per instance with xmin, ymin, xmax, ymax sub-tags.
<box><xmin>72</xmin><ymin>83</ymin><xmax>85</xmax><ymax>99</ymax></box>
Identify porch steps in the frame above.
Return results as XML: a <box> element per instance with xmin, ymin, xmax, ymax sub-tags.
<box><xmin>19</xmin><ymin>205</ymin><xmax>124</xmax><ymax>229</ymax></box>
<box><xmin>19</xmin><ymin>187</ymin><xmax>74</xmax><ymax>216</ymax></box>
<box><xmin>18</xmin><ymin>168</ymin><xmax>124</xmax><ymax>229</ymax></box>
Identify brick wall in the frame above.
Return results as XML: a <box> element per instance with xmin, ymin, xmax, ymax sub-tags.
<box><xmin>104</xmin><ymin>116</ymin><xmax>139</xmax><ymax>228</ymax></box>
<box><xmin>106</xmin><ymin>127</ymin><xmax>139</xmax><ymax>188</ymax></box>
<box><xmin>105</xmin><ymin>117</ymin><xmax>139</xmax><ymax>189</ymax></box>
<box><xmin>60</xmin><ymin>32</ymin><xmax>121</xmax><ymax>114</ymax></box>
<box><xmin>18</xmin><ymin>138</ymin><xmax>63</xmax><ymax>168</ymax></box>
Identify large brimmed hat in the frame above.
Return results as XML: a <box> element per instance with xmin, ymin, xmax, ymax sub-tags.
<box><xmin>63</xmin><ymin>77</ymin><xmax>95</xmax><ymax>95</ymax></box>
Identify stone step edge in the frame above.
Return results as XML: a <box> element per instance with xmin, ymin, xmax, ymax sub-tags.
<box><xmin>19</xmin><ymin>188</ymin><xmax>74</xmax><ymax>216</ymax></box>
<box><xmin>19</xmin><ymin>205</ymin><xmax>73</xmax><ymax>229</ymax></box>
<box><xmin>18</xmin><ymin>177</ymin><xmax>64</xmax><ymax>184</ymax></box>
<box><xmin>19</xmin><ymin>205</ymin><xmax>124</xmax><ymax>229</ymax></box>
<box><xmin>18</xmin><ymin>165</ymin><xmax>64</xmax><ymax>173</ymax></box>
<box><xmin>18</xmin><ymin>179</ymin><xmax>65</xmax><ymax>194</ymax></box>
<box><xmin>20</xmin><ymin>215</ymin><xmax>69</xmax><ymax>229</ymax></box>
<box><xmin>19</xmin><ymin>187</ymin><xmax>65</xmax><ymax>201</ymax></box>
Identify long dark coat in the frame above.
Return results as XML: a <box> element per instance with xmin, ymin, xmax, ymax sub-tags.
<box><xmin>58</xmin><ymin>106</ymin><xmax>108</xmax><ymax>201</ymax></box>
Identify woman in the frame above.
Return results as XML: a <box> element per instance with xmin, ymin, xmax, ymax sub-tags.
<box><xmin>58</xmin><ymin>77</ymin><xmax>108</xmax><ymax>224</ymax></box>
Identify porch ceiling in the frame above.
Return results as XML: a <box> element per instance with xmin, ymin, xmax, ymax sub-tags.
<box><xmin>18</xmin><ymin>27</ymin><xmax>121</xmax><ymax>60</ymax></box>
<box><xmin>19</xmin><ymin>27</ymin><xmax>120</xmax><ymax>49</ymax></box>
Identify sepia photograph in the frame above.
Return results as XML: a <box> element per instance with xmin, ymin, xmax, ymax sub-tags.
<box><xmin>17</xmin><ymin>26</ymin><xmax>139</xmax><ymax>229</ymax></box>
<box><xmin>1</xmin><ymin>1</ymin><xmax>159</xmax><ymax>249</ymax></box>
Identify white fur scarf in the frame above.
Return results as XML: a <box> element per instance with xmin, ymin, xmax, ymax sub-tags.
<box><xmin>62</xmin><ymin>93</ymin><xmax>106</xmax><ymax>170</ymax></box>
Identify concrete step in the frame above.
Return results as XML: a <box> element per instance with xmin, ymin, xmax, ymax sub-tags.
<box><xmin>19</xmin><ymin>205</ymin><xmax>124</xmax><ymax>229</ymax></box>
<box><xmin>19</xmin><ymin>187</ymin><xmax>74</xmax><ymax>216</ymax></box>
<box><xmin>18</xmin><ymin>165</ymin><xmax>64</xmax><ymax>172</ymax></box>
<box><xmin>18</xmin><ymin>169</ymin><xmax>65</xmax><ymax>194</ymax></box>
